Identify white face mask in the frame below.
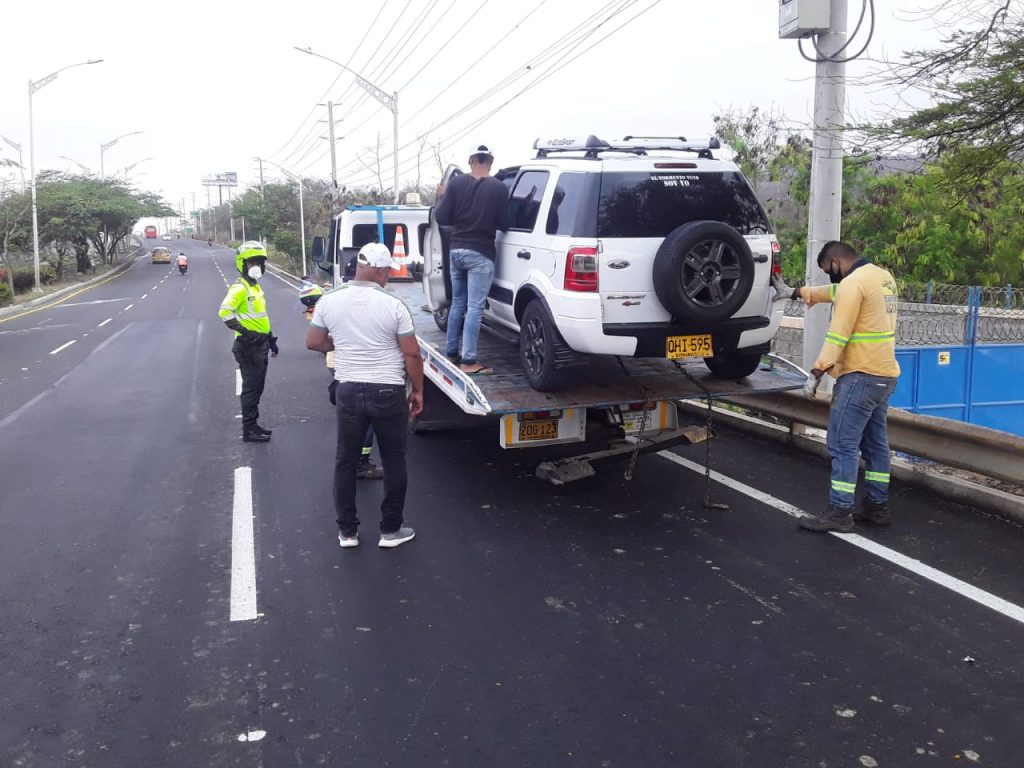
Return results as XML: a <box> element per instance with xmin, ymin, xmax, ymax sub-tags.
<box><xmin>247</xmin><ymin>266</ymin><xmax>262</xmax><ymax>280</ymax></box>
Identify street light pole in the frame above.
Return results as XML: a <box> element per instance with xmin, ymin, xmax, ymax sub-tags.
<box><xmin>121</xmin><ymin>156</ymin><xmax>154</xmax><ymax>181</ymax></box>
<box><xmin>100</xmin><ymin>131</ymin><xmax>143</xmax><ymax>180</ymax></box>
<box><xmin>1</xmin><ymin>135</ymin><xmax>26</xmax><ymax>190</ymax></box>
<box><xmin>295</xmin><ymin>46</ymin><xmax>399</xmax><ymax>203</ymax></box>
<box><xmin>58</xmin><ymin>155</ymin><xmax>91</xmax><ymax>174</ymax></box>
<box><xmin>28</xmin><ymin>59</ymin><xmax>103</xmax><ymax>292</ymax></box>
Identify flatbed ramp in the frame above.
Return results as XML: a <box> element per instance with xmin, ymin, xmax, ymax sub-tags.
<box><xmin>391</xmin><ymin>282</ymin><xmax>802</xmax><ymax>416</ymax></box>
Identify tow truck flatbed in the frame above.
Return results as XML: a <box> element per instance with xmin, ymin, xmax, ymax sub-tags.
<box><xmin>390</xmin><ymin>283</ymin><xmax>803</xmax><ymax>417</ymax></box>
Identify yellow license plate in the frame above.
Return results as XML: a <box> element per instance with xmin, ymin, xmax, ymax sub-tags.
<box><xmin>518</xmin><ymin>419</ymin><xmax>559</xmax><ymax>442</ymax></box>
<box><xmin>666</xmin><ymin>334</ymin><xmax>713</xmax><ymax>359</ymax></box>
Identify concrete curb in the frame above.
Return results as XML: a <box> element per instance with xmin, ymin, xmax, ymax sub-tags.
<box><xmin>677</xmin><ymin>400</ymin><xmax>1024</xmax><ymax>525</ymax></box>
<box><xmin>0</xmin><ymin>245</ymin><xmax>145</xmax><ymax>320</ymax></box>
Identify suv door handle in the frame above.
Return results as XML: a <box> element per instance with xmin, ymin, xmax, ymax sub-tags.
<box><xmin>517</xmin><ymin>250</ymin><xmax>531</xmax><ymax>260</ymax></box>
<box><xmin>753</xmin><ymin>254</ymin><xmax>769</xmax><ymax>263</ymax></box>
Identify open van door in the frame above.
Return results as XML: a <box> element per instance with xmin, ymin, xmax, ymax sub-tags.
<box><xmin>424</xmin><ymin>164</ymin><xmax>462</xmax><ymax>331</ymax></box>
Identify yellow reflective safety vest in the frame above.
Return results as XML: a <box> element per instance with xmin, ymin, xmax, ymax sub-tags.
<box><xmin>219</xmin><ymin>278</ymin><xmax>271</xmax><ymax>335</ymax></box>
<box><xmin>799</xmin><ymin>261</ymin><xmax>900</xmax><ymax>380</ymax></box>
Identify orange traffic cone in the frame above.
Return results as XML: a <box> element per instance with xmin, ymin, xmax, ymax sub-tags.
<box><xmin>390</xmin><ymin>228</ymin><xmax>411</xmax><ymax>280</ymax></box>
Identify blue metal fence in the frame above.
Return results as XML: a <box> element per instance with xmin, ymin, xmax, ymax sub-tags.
<box><xmin>890</xmin><ymin>286</ymin><xmax>1024</xmax><ymax>436</ymax></box>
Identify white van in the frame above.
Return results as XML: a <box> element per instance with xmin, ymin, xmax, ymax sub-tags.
<box><xmin>319</xmin><ymin>203</ymin><xmax>430</xmax><ymax>285</ymax></box>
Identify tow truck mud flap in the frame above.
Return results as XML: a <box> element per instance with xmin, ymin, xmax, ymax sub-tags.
<box><xmin>535</xmin><ymin>425</ymin><xmax>709</xmax><ymax>486</ymax></box>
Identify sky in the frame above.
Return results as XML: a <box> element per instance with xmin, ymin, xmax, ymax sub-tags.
<box><xmin>0</xmin><ymin>0</ymin><xmax>953</xmax><ymax>220</ymax></box>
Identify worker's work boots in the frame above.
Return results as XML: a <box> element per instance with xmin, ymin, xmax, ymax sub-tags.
<box><xmin>798</xmin><ymin>504</ymin><xmax>854</xmax><ymax>533</ymax></box>
<box><xmin>853</xmin><ymin>499</ymin><xmax>891</xmax><ymax>527</ymax></box>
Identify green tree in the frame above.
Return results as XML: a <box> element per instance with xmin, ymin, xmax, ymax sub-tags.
<box><xmin>863</xmin><ymin>1</ymin><xmax>1022</xmax><ymax>186</ymax></box>
<box><xmin>0</xmin><ymin>169</ymin><xmax>30</xmax><ymax>296</ymax></box>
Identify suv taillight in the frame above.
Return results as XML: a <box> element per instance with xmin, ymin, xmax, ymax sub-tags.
<box><xmin>771</xmin><ymin>240</ymin><xmax>782</xmax><ymax>276</ymax></box>
<box><xmin>565</xmin><ymin>246</ymin><xmax>598</xmax><ymax>292</ymax></box>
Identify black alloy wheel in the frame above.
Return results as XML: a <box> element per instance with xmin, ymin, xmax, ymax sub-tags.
<box><xmin>653</xmin><ymin>221</ymin><xmax>755</xmax><ymax>324</ymax></box>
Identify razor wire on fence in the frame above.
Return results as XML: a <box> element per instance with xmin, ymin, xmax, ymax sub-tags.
<box><xmin>781</xmin><ymin>282</ymin><xmax>1024</xmax><ymax>346</ymax></box>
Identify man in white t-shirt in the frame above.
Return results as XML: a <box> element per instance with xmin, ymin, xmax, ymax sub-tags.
<box><xmin>306</xmin><ymin>242</ymin><xmax>425</xmax><ymax>550</ymax></box>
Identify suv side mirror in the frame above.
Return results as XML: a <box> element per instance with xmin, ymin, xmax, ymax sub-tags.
<box><xmin>311</xmin><ymin>236</ymin><xmax>325</xmax><ymax>264</ymax></box>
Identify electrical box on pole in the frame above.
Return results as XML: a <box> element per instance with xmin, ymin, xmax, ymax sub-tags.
<box><xmin>779</xmin><ymin>0</ymin><xmax>831</xmax><ymax>39</ymax></box>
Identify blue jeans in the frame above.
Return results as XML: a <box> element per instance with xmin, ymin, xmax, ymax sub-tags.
<box><xmin>446</xmin><ymin>249</ymin><xmax>494</xmax><ymax>366</ymax></box>
<box><xmin>826</xmin><ymin>372</ymin><xmax>898</xmax><ymax>508</ymax></box>
<box><xmin>333</xmin><ymin>382</ymin><xmax>409</xmax><ymax>536</ymax></box>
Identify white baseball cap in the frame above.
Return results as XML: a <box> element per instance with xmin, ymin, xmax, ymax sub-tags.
<box><xmin>470</xmin><ymin>144</ymin><xmax>494</xmax><ymax>161</ymax></box>
<box><xmin>357</xmin><ymin>242</ymin><xmax>399</xmax><ymax>269</ymax></box>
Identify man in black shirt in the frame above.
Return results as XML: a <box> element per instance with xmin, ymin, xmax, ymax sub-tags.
<box><xmin>435</xmin><ymin>144</ymin><xmax>509</xmax><ymax>375</ymax></box>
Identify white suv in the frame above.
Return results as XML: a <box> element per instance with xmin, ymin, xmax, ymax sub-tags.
<box><xmin>423</xmin><ymin>135</ymin><xmax>783</xmax><ymax>391</ymax></box>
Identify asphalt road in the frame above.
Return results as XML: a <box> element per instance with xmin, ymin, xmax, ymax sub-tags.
<box><xmin>1</xmin><ymin>241</ymin><xmax>1022</xmax><ymax>767</ymax></box>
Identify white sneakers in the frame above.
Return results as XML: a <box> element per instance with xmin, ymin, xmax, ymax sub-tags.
<box><xmin>378</xmin><ymin>527</ymin><xmax>416</xmax><ymax>548</ymax></box>
<box><xmin>338</xmin><ymin>527</ymin><xmax>416</xmax><ymax>549</ymax></box>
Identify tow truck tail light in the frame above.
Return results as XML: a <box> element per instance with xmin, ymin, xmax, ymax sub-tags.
<box><xmin>771</xmin><ymin>240</ymin><xmax>782</xmax><ymax>276</ymax></box>
<box><xmin>518</xmin><ymin>409</ymin><xmax>563</xmax><ymax>422</ymax></box>
<box><xmin>626</xmin><ymin>401</ymin><xmax>657</xmax><ymax>412</ymax></box>
<box><xmin>565</xmin><ymin>246</ymin><xmax>599</xmax><ymax>292</ymax></box>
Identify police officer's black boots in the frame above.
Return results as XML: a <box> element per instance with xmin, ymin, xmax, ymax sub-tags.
<box><xmin>254</xmin><ymin>424</ymin><xmax>273</xmax><ymax>436</ymax></box>
<box><xmin>853</xmin><ymin>499</ymin><xmax>891</xmax><ymax>526</ymax></box>
<box><xmin>243</xmin><ymin>424</ymin><xmax>271</xmax><ymax>442</ymax></box>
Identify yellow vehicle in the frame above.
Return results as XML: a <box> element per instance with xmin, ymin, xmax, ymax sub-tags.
<box><xmin>151</xmin><ymin>246</ymin><xmax>172</xmax><ymax>264</ymax></box>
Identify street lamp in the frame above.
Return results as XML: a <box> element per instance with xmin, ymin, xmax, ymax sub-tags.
<box><xmin>260</xmin><ymin>157</ymin><xmax>307</xmax><ymax>276</ymax></box>
<box><xmin>1</xmin><ymin>135</ymin><xmax>26</xmax><ymax>189</ymax></box>
<box><xmin>121</xmin><ymin>156</ymin><xmax>154</xmax><ymax>181</ymax></box>
<box><xmin>58</xmin><ymin>155</ymin><xmax>92</xmax><ymax>174</ymax></box>
<box><xmin>29</xmin><ymin>58</ymin><xmax>103</xmax><ymax>291</ymax></box>
<box><xmin>100</xmin><ymin>131</ymin><xmax>143</xmax><ymax>180</ymax></box>
<box><xmin>295</xmin><ymin>46</ymin><xmax>399</xmax><ymax>203</ymax></box>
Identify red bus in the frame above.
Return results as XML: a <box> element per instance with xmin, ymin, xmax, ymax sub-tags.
<box><xmin>144</xmin><ymin>225</ymin><xmax>158</xmax><ymax>239</ymax></box>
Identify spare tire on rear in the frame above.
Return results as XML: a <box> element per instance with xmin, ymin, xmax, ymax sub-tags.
<box><xmin>652</xmin><ymin>220</ymin><xmax>755</xmax><ymax>324</ymax></box>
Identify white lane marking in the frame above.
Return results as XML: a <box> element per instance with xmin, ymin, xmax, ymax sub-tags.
<box><xmin>151</xmin><ymin>285</ymin><xmax>158</xmax><ymax>290</ymax></box>
<box><xmin>657</xmin><ymin>451</ymin><xmax>1024</xmax><ymax>627</ymax></box>
<box><xmin>123</xmin><ymin>304</ymin><xmax>134</xmax><ymax>311</ymax></box>
<box><xmin>52</xmin><ymin>298</ymin><xmax>130</xmax><ymax>308</ymax></box>
<box><xmin>230</xmin><ymin>467</ymin><xmax>258</xmax><ymax>622</ymax></box>
<box><xmin>98</xmin><ymin>318</ymin><xmax>112</xmax><ymax>328</ymax></box>
<box><xmin>235</xmin><ymin>369</ymin><xmax>242</xmax><ymax>396</ymax></box>
<box><xmin>140</xmin><ymin>293</ymin><xmax>148</xmax><ymax>300</ymax></box>
<box><xmin>49</xmin><ymin>340</ymin><xmax>77</xmax><ymax>355</ymax></box>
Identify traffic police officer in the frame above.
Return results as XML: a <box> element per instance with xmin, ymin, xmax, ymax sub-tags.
<box><xmin>774</xmin><ymin>241</ymin><xmax>900</xmax><ymax>532</ymax></box>
<box><xmin>219</xmin><ymin>242</ymin><xmax>279</xmax><ymax>442</ymax></box>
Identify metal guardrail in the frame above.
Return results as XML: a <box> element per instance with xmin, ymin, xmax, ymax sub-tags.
<box><xmin>722</xmin><ymin>391</ymin><xmax>1024</xmax><ymax>486</ymax></box>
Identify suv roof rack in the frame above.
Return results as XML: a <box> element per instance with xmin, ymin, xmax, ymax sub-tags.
<box><xmin>533</xmin><ymin>135</ymin><xmax>720</xmax><ymax>160</ymax></box>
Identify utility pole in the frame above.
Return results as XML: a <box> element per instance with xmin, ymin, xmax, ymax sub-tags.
<box><xmin>325</xmin><ymin>102</ymin><xmax>337</xmax><ymax>188</ymax></box>
<box><xmin>803</xmin><ymin>0</ymin><xmax>848</xmax><ymax>381</ymax></box>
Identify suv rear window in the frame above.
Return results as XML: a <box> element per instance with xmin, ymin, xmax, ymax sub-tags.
<box><xmin>596</xmin><ymin>171</ymin><xmax>772</xmax><ymax>237</ymax></box>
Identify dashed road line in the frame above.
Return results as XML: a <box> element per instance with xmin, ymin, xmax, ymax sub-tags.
<box><xmin>97</xmin><ymin>318</ymin><xmax>112</xmax><ymax>327</ymax></box>
<box><xmin>657</xmin><ymin>451</ymin><xmax>1024</xmax><ymax>628</ymax></box>
<box><xmin>123</xmin><ymin>304</ymin><xmax>134</xmax><ymax>311</ymax></box>
<box><xmin>49</xmin><ymin>340</ymin><xmax>76</xmax><ymax>355</ymax></box>
<box><xmin>140</xmin><ymin>293</ymin><xmax>148</xmax><ymax>300</ymax></box>
<box><xmin>230</xmin><ymin>467</ymin><xmax>258</xmax><ymax>622</ymax></box>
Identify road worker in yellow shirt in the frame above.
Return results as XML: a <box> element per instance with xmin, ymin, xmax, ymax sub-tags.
<box><xmin>773</xmin><ymin>241</ymin><xmax>900</xmax><ymax>532</ymax></box>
